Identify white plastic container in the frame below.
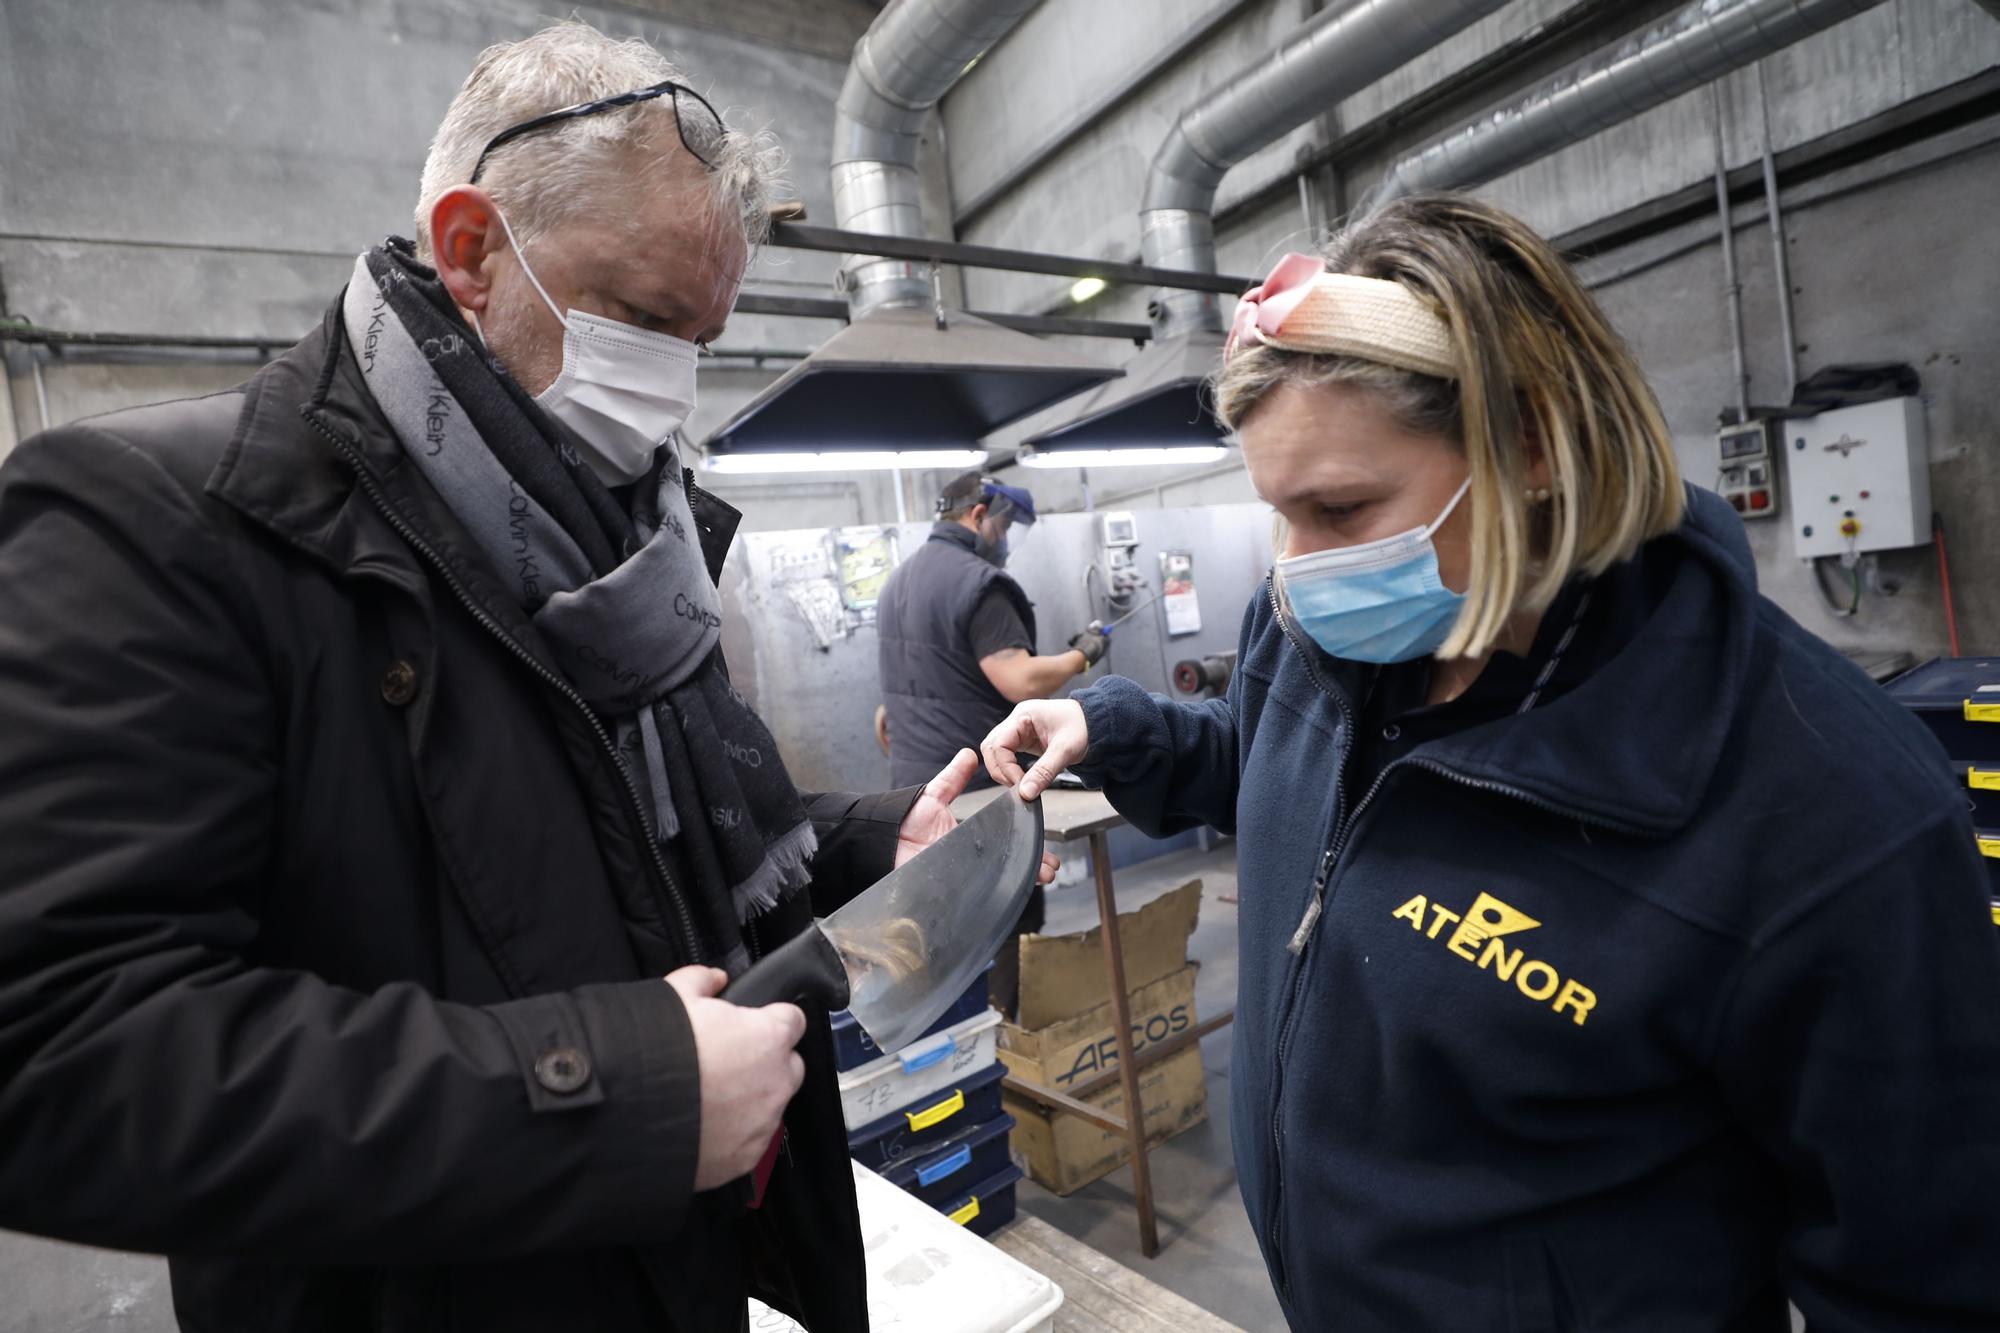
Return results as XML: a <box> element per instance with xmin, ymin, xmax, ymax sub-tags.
<box><xmin>837</xmin><ymin>1006</ymin><xmax>1002</xmax><ymax>1131</ymax></box>
<box><xmin>747</xmin><ymin>1158</ymin><xmax>1063</xmax><ymax>1333</ymax></box>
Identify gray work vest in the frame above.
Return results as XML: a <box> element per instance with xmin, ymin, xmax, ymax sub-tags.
<box><xmin>876</xmin><ymin>523</ymin><xmax>1038</xmax><ymax>789</ymax></box>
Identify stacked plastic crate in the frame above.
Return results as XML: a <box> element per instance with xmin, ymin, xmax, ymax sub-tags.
<box><xmin>1883</xmin><ymin>657</ymin><xmax>2000</xmax><ymax>924</ymax></box>
<box><xmin>831</xmin><ymin>963</ymin><xmax>1025</xmax><ymax>1238</ymax></box>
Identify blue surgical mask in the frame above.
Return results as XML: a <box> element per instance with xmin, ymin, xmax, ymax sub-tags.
<box><xmin>1276</xmin><ymin>478</ymin><xmax>1471</xmax><ymax>664</ymax></box>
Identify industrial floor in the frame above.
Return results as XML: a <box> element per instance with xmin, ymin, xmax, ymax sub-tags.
<box><xmin>1017</xmin><ymin>838</ymin><xmax>1287</xmax><ymax>1332</ymax></box>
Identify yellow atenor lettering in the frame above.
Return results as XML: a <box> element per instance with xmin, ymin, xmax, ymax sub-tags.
<box><xmin>1476</xmin><ymin>936</ymin><xmax>1524</xmax><ymax>982</ymax></box>
<box><xmin>1516</xmin><ymin>960</ymin><xmax>1561</xmax><ymax>1002</ymax></box>
<box><xmin>1425</xmin><ymin>905</ymin><xmax>1461</xmax><ymax>940</ymax></box>
<box><xmin>1553</xmin><ymin>978</ymin><xmax>1596</xmax><ymax>1026</ymax></box>
<box><xmin>1392</xmin><ymin>896</ymin><xmax>1428</xmax><ymax>930</ymax></box>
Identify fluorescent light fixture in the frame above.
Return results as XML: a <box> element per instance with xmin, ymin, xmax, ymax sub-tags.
<box><xmin>702</xmin><ymin>449</ymin><xmax>989</xmax><ymax>475</ymax></box>
<box><xmin>1069</xmin><ymin>276</ymin><xmax>1107</xmax><ymax>304</ymax></box>
<box><xmin>1016</xmin><ymin>445</ymin><xmax>1230</xmax><ymax>470</ymax></box>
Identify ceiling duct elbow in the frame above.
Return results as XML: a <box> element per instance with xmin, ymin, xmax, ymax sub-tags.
<box><xmin>1371</xmin><ymin>0</ymin><xmax>1886</xmax><ymax>205</ymax></box>
<box><xmin>705</xmin><ymin>0</ymin><xmax>1126</xmax><ymax>461</ymax></box>
<box><xmin>1139</xmin><ymin>0</ymin><xmax>1510</xmax><ymax>339</ymax></box>
<box><xmin>1020</xmin><ymin>0</ymin><xmax>1506</xmax><ymax>464</ymax></box>
<box><xmin>834</xmin><ymin>0</ymin><xmax>1039</xmax><ymax>316</ymax></box>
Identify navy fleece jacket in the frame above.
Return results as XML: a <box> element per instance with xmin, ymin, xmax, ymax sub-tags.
<box><xmin>1073</xmin><ymin>487</ymin><xmax>2000</xmax><ymax>1331</ymax></box>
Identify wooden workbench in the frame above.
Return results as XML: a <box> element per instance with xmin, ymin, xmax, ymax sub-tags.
<box><xmin>993</xmin><ymin>1213</ymin><xmax>1248</xmax><ymax>1333</ymax></box>
<box><xmin>953</xmin><ymin>787</ymin><xmax>1235</xmax><ymax>1259</ymax></box>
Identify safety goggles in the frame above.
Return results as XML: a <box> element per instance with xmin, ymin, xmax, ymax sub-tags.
<box><xmin>469</xmin><ymin>80</ymin><xmax>727</xmax><ymax>185</ymax></box>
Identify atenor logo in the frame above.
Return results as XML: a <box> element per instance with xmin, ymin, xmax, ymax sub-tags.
<box><xmin>1390</xmin><ymin>891</ymin><xmax>1597</xmax><ymax>1026</ymax></box>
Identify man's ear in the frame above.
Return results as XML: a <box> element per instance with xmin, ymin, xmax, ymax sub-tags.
<box><xmin>430</xmin><ymin>186</ymin><xmax>506</xmax><ymax>317</ymax></box>
<box><xmin>967</xmin><ymin>502</ymin><xmax>990</xmax><ymax>527</ymax></box>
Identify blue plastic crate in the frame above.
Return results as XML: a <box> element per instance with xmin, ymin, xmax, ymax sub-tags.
<box><xmin>1883</xmin><ymin>658</ymin><xmax>2000</xmax><ymax>760</ymax></box>
<box><xmin>1957</xmin><ymin>764</ymin><xmax>2000</xmax><ymax>826</ymax></box>
<box><xmin>879</xmin><ymin>1113</ymin><xmax>1016</xmax><ymax>1209</ymax></box>
<box><xmin>847</xmin><ymin>1060</ymin><xmax>1006</xmax><ymax>1172</ymax></box>
<box><xmin>938</xmin><ymin>1163</ymin><xmax>1024</xmax><ymax>1240</ymax></box>
<box><xmin>831</xmin><ymin>962</ymin><xmax>990</xmax><ymax>1073</ymax></box>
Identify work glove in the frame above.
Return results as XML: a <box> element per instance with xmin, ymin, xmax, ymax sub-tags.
<box><xmin>1068</xmin><ymin>626</ymin><xmax>1110</xmax><ymax>667</ymax></box>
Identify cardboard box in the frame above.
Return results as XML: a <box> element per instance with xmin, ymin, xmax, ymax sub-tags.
<box><xmin>999</xmin><ymin>881</ymin><xmax>1209</xmax><ymax>1195</ymax></box>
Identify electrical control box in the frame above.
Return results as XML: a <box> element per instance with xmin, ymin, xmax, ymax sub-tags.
<box><xmin>1784</xmin><ymin>397</ymin><xmax>1930</xmax><ymax>559</ymax></box>
<box><xmin>1097</xmin><ymin>510</ymin><xmax>1143</xmax><ymax>600</ymax></box>
<box><xmin>1716</xmin><ymin>420</ymin><xmax>1778</xmax><ymax>519</ymax></box>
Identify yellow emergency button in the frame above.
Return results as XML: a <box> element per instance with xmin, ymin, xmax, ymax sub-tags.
<box><xmin>1838</xmin><ymin>517</ymin><xmax>1861</xmax><ymax>539</ymax></box>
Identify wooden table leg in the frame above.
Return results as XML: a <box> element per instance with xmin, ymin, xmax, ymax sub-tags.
<box><xmin>1091</xmin><ymin>829</ymin><xmax>1160</xmax><ymax>1258</ymax></box>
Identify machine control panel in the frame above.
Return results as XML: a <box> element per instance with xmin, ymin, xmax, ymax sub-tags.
<box><xmin>1784</xmin><ymin>396</ymin><xmax>1930</xmax><ymax>559</ymax></box>
<box><xmin>1716</xmin><ymin>420</ymin><xmax>1777</xmax><ymax>519</ymax></box>
<box><xmin>1097</xmin><ymin>510</ymin><xmax>1143</xmax><ymax>600</ymax></box>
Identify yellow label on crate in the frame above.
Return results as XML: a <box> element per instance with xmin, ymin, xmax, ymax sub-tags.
<box><xmin>948</xmin><ymin>1196</ymin><xmax>982</xmax><ymax>1227</ymax></box>
<box><xmin>906</xmin><ymin>1089</ymin><xmax>965</xmax><ymax>1133</ymax></box>
<box><xmin>1966</xmin><ymin>701</ymin><xmax>2000</xmax><ymax>723</ymax></box>
<box><xmin>1979</xmin><ymin>837</ymin><xmax>2000</xmax><ymax>861</ymax></box>
<box><xmin>1971</xmin><ymin>769</ymin><xmax>2000</xmax><ymax>791</ymax></box>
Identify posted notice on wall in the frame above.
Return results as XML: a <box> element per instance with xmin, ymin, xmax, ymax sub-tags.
<box><xmin>1160</xmin><ymin>550</ymin><xmax>1201</xmax><ymax>636</ymax></box>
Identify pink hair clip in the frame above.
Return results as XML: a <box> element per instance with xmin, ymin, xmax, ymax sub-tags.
<box><xmin>1225</xmin><ymin>253</ymin><xmax>1326</xmax><ymax>362</ymax></box>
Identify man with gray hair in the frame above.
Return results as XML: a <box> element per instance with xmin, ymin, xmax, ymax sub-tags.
<box><xmin>0</xmin><ymin>19</ymin><xmax>1041</xmax><ymax>1331</ymax></box>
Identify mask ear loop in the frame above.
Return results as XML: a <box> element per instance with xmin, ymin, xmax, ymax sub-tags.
<box><xmin>1422</xmin><ymin>477</ymin><xmax>1475</xmax><ymax>538</ymax></box>
<box><xmin>489</xmin><ymin>203</ymin><xmax>570</xmax><ymax>332</ymax></box>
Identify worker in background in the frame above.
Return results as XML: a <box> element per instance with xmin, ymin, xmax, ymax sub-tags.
<box><xmin>876</xmin><ymin>471</ymin><xmax>1106</xmax><ymax>1008</ymax></box>
<box><xmin>0</xmin><ymin>21</ymin><xmax>1053</xmax><ymax>1333</ymax></box>
<box><xmin>877</xmin><ymin>471</ymin><xmax>1109</xmax><ymax>790</ymax></box>
<box><xmin>984</xmin><ymin>195</ymin><xmax>2000</xmax><ymax>1330</ymax></box>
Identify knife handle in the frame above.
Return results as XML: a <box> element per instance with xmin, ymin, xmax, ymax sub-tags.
<box><xmin>721</xmin><ymin>927</ymin><xmax>852</xmax><ymax>1013</ymax></box>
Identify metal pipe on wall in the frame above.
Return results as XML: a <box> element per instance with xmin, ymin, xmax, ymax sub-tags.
<box><xmin>1752</xmin><ymin>61</ymin><xmax>1803</xmax><ymax>400</ymax></box>
<box><xmin>1369</xmin><ymin>0</ymin><xmax>1885</xmax><ymax>205</ymax></box>
<box><xmin>30</xmin><ymin>356</ymin><xmax>51</xmax><ymax>433</ymax></box>
<box><xmin>1141</xmin><ymin>0</ymin><xmax>1511</xmax><ymax>336</ymax></box>
<box><xmin>1711</xmin><ymin>81</ymin><xmax>1751</xmax><ymax>419</ymax></box>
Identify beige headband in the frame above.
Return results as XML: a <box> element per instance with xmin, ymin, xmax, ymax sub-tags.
<box><xmin>1227</xmin><ymin>254</ymin><xmax>1459</xmax><ymax>381</ymax></box>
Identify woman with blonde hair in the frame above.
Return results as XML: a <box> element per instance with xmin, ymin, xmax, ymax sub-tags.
<box><xmin>982</xmin><ymin>195</ymin><xmax>2000</xmax><ymax>1330</ymax></box>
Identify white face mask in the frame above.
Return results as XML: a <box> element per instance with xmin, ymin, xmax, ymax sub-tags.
<box><xmin>488</xmin><ymin>206</ymin><xmax>700</xmax><ymax>485</ymax></box>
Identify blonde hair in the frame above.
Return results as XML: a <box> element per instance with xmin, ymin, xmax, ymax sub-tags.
<box><xmin>414</xmin><ymin>20</ymin><xmax>788</xmax><ymax>258</ymax></box>
<box><xmin>1216</xmin><ymin>194</ymin><xmax>1684</xmax><ymax>660</ymax></box>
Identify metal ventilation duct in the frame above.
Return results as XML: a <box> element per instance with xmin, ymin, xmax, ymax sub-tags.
<box><xmin>1022</xmin><ymin>0</ymin><xmax>1507</xmax><ymax>459</ymax></box>
<box><xmin>1142</xmin><ymin>0</ymin><xmax>1510</xmax><ymax>339</ymax></box>
<box><xmin>1371</xmin><ymin>0</ymin><xmax>1885</xmax><ymax>203</ymax></box>
<box><xmin>705</xmin><ymin>0</ymin><xmax>1123</xmax><ymax>458</ymax></box>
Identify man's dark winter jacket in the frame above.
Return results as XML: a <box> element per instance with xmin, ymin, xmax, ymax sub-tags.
<box><xmin>1074</xmin><ymin>487</ymin><xmax>2000</xmax><ymax>1331</ymax></box>
<box><xmin>0</xmin><ymin>304</ymin><xmax>915</xmax><ymax>1331</ymax></box>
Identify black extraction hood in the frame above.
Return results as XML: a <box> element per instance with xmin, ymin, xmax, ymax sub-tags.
<box><xmin>1015</xmin><ymin>329</ymin><xmax>1227</xmax><ymax>455</ymax></box>
<box><xmin>702</xmin><ymin>306</ymin><xmax>1122</xmax><ymax>455</ymax></box>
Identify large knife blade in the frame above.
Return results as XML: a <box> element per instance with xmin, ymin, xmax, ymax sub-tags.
<box><xmin>721</xmin><ymin>786</ymin><xmax>1043</xmax><ymax>1053</ymax></box>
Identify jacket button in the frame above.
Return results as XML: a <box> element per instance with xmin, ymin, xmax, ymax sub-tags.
<box><xmin>380</xmin><ymin>659</ymin><xmax>419</xmax><ymax>707</ymax></box>
<box><xmin>534</xmin><ymin>1047</ymin><xmax>591</xmax><ymax>1094</ymax></box>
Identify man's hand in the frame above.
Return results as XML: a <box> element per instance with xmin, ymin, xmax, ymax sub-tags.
<box><xmin>982</xmin><ymin>700</ymin><xmax>1090</xmax><ymax>800</ymax></box>
<box><xmin>1067</xmin><ymin>626</ymin><xmax>1110</xmax><ymax>668</ymax></box>
<box><xmin>666</xmin><ymin>966</ymin><xmax>807</xmax><ymax>1193</ymax></box>
<box><xmin>896</xmin><ymin>748</ymin><xmax>1059</xmax><ymax>882</ymax></box>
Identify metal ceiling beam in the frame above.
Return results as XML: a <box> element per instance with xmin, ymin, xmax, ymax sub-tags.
<box><xmin>766</xmin><ymin>221</ymin><xmax>1253</xmax><ymax>294</ymax></box>
<box><xmin>732</xmin><ymin>292</ymin><xmax>1151</xmax><ymax>341</ymax></box>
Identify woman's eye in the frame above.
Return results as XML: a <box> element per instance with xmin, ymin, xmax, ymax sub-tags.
<box><xmin>1318</xmin><ymin>502</ymin><xmax>1362</xmax><ymax>521</ymax></box>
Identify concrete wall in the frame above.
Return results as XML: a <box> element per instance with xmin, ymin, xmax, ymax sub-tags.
<box><xmin>0</xmin><ymin>0</ymin><xmax>873</xmax><ymax>488</ymax></box>
<box><xmin>938</xmin><ymin>0</ymin><xmax>2000</xmax><ymax>659</ymax></box>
